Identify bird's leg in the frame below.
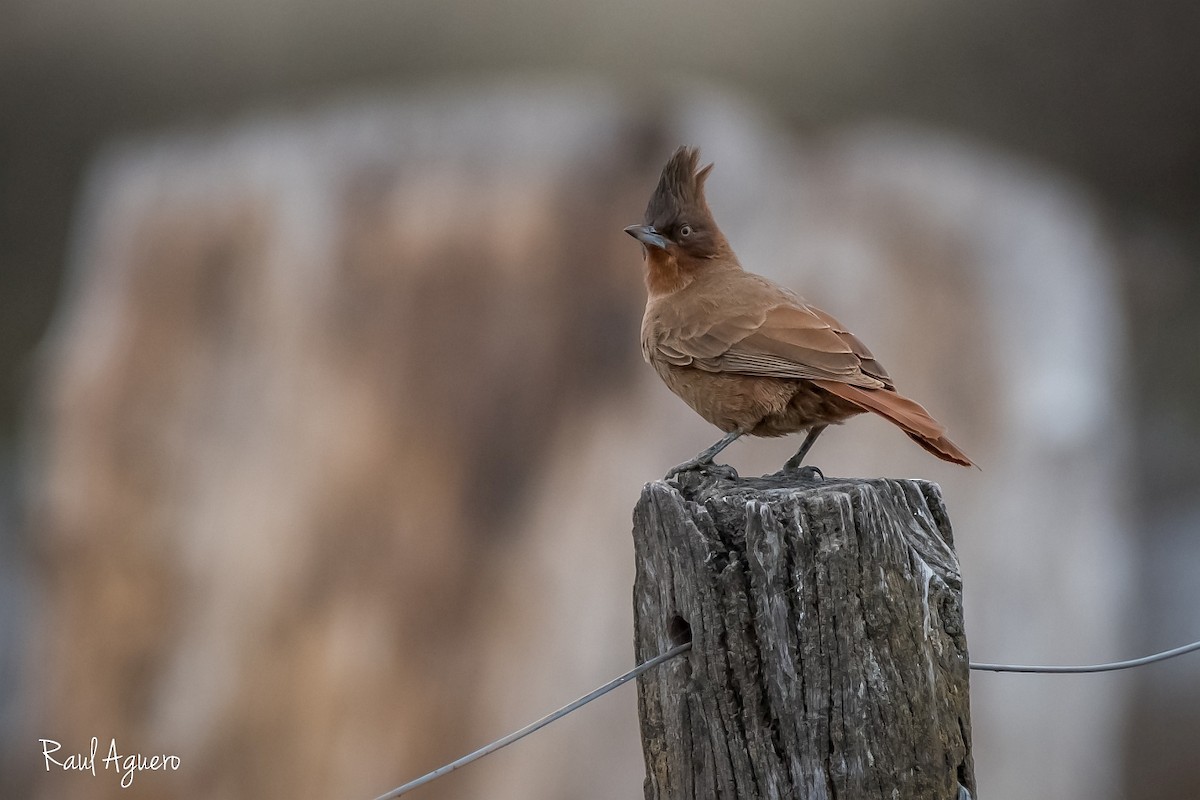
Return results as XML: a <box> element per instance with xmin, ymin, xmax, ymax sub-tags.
<box><xmin>783</xmin><ymin>424</ymin><xmax>828</xmax><ymax>471</ymax></box>
<box><xmin>665</xmin><ymin>429</ymin><xmax>743</xmax><ymax>480</ymax></box>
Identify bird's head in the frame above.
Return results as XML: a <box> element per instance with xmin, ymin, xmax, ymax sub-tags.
<box><xmin>625</xmin><ymin>147</ymin><xmax>731</xmax><ymax>275</ymax></box>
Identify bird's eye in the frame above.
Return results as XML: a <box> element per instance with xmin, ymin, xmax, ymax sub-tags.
<box><xmin>679</xmin><ymin>224</ymin><xmax>692</xmax><ymax>237</ymax></box>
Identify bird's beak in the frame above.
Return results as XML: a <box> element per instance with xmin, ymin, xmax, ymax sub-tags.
<box><xmin>624</xmin><ymin>224</ymin><xmax>670</xmax><ymax>250</ymax></box>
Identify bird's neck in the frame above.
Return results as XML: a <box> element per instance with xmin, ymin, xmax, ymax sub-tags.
<box><xmin>644</xmin><ymin>244</ymin><xmax>740</xmax><ymax>298</ymax></box>
<box><xmin>644</xmin><ymin>250</ymin><xmax>690</xmax><ymax>297</ymax></box>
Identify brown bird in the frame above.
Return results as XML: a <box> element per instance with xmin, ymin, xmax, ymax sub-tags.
<box><xmin>626</xmin><ymin>146</ymin><xmax>973</xmax><ymax>476</ymax></box>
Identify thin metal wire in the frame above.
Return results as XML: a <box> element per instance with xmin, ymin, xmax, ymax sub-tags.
<box><xmin>372</xmin><ymin>642</ymin><xmax>691</xmax><ymax>800</ymax></box>
<box><xmin>968</xmin><ymin>637</ymin><xmax>1200</xmax><ymax>673</ymax></box>
<box><xmin>371</xmin><ymin>636</ymin><xmax>1200</xmax><ymax>799</ymax></box>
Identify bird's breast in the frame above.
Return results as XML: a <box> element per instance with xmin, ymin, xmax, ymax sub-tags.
<box><xmin>649</xmin><ymin>361</ymin><xmax>794</xmax><ymax>434</ymax></box>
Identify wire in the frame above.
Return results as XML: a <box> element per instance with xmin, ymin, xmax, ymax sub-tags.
<box><xmin>371</xmin><ymin>636</ymin><xmax>1200</xmax><ymax>799</ymax></box>
<box><xmin>968</xmin><ymin>637</ymin><xmax>1200</xmax><ymax>673</ymax></box>
<box><xmin>372</xmin><ymin>642</ymin><xmax>691</xmax><ymax>800</ymax></box>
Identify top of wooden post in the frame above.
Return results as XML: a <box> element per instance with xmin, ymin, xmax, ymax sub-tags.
<box><xmin>632</xmin><ymin>466</ymin><xmax>975</xmax><ymax>800</ymax></box>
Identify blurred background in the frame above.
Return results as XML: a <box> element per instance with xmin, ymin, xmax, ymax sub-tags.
<box><xmin>2</xmin><ymin>1</ymin><xmax>1198</xmax><ymax>798</ymax></box>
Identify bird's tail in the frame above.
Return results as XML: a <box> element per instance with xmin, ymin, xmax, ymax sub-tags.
<box><xmin>813</xmin><ymin>380</ymin><xmax>975</xmax><ymax>468</ymax></box>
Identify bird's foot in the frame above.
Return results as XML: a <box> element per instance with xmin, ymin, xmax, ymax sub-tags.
<box><xmin>665</xmin><ymin>457</ymin><xmax>739</xmax><ymax>482</ymax></box>
<box><xmin>782</xmin><ymin>424</ymin><xmax>827</xmax><ymax>472</ymax></box>
<box><xmin>664</xmin><ymin>430</ymin><xmax>745</xmax><ymax>482</ymax></box>
<box><xmin>776</xmin><ymin>464</ymin><xmax>825</xmax><ymax>482</ymax></box>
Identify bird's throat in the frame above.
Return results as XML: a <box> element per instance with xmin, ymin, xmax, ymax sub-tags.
<box><xmin>644</xmin><ymin>249</ymin><xmax>692</xmax><ymax>297</ymax></box>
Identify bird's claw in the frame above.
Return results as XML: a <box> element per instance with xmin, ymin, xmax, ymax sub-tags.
<box><xmin>778</xmin><ymin>464</ymin><xmax>825</xmax><ymax>482</ymax></box>
<box><xmin>665</xmin><ymin>458</ymin><xmax>739</xmax><ymax>482</ymax></box>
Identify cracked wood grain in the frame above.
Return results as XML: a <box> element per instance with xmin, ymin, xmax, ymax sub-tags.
<box><xmin>633</xmin><ymin>469</ymin><xmax>975</xmax><ymax>800</ymax></box>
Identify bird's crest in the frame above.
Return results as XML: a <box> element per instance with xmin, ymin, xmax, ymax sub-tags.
<box><xmin>643</xmin><ymin>146</ymin><xmax>714</xmax><ymax>227</ymax></box>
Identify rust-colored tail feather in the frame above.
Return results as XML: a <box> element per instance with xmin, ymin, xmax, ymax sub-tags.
<box><xmin>813</xmin><ymin>380</ymin><xmax>975</xmax><ymax>467</ymax></box>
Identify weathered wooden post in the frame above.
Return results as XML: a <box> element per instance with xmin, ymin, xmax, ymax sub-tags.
<box><xmin>633</xmin><ymin>468</ymin><xmax>975</xmax><ymax>800</ymax></box>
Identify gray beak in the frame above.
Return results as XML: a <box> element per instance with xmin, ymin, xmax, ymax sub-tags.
<box><xmin>624</xmin><ymin>224</ymin><xmax>670</xmax><ymax>250</ymax></box>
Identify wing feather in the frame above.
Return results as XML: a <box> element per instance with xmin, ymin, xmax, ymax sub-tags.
<box><xmin>650</xmin><ymin>292</ymin><xmax>887</xmax><ymax>388</ymax></box>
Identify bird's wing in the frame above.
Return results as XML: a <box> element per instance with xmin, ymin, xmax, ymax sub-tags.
<box><xmin>804</xmin><ymin>305</ymin><xmax>891</xmax><ymax>384</ymax></box>
<box><xmin>652</xmin><ymin>289</ymin><xmax>890</xmax><ymax>389</ymax></box>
